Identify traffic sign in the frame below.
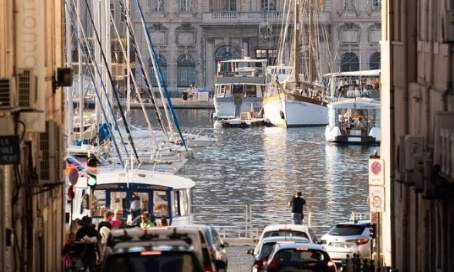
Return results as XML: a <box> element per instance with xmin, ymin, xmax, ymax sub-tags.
<box><xmin>368</xmin><ymin>159</ymin><xmax>385</xmax><ymax>186</ymax></box>
<box><xmin>369</xmin><ymin>185</ymin><xmax>385</xmax><ymax>212</ymax></box>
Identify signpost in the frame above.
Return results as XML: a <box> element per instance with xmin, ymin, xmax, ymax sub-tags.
<box><xmin>369</xmin><ymin>158</ymin><xmax>385</xmax><ymax>212</ymax></box>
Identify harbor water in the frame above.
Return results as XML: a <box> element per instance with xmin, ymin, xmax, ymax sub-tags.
<box><xmin>128</xmin><ymin>108</ymin><xmax>377</xmax><ymax>236</ymax></box>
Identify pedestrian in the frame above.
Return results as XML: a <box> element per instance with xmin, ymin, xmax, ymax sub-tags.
<box><xmin>182</xmin><ymin>89</ymin><xmax>189</xmax><ymax>104</ymax></box>
<box><xmin>160</xmin><ymin>217</ymin><xmax>168</xmax><ymax>226</ymax></box>
<box><xmin>140</xmin><ymin>212</ymin><xmax>155</xmax><ymax>228</ymax></box>
<box><xmin>76</xmin><ymin>216</ymin><xmax>101</xmax><ymax>272</ymax></box>
<box><xmin>62</xmin><ymin>232</ymin><xmax>83</xmax><ymax>270</ymax></box>
<box><xmin>98</xmin><ymin>210</ymin><xmax>113</xmax><ymax>233</ymax></box>
<box><xmin>111</xmin><ymin>209</ymin><xmax>123</xmax><ymax>229</ymax></box>
<box><xmin>288</xmin><ymin>192</ymin><xmax>306</xmax><ymax>225</ymax></box>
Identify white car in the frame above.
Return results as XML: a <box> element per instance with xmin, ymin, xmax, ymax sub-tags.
<box><xmin>320</xmin><ymin>220</ymin><xmax>371</xmax><ymax>265</ymax></box>
<box><xmin>253</xmin><ymin>224</ymin><xmax>319</xmax><ymax>255</ymax></box>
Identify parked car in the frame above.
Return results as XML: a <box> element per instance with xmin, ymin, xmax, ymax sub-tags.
<box><xmin>263</xmin><ymin>242</ymin><xmax>337</xmax><ymax>272</ymax></box>
<box><xmin>247</xmin><ymin>236</ymin><xmax>309</xmax><ymax>272</ymax></box>
<box><xmin>253</xmin><ymin>224</ymin><xmax>319</xmax><ymax>255</ymax></box>
<box><xmin>102</xmin><ymin>227</ymin><xmax>216</xmax><ymax>271</ymax></box>
<box><xmin>320</xmin><ymin>220</ymin><xmax>371</xmax><ymax>265</ymax></box>
<box><xmin>180</xmin><ymin>225</ymin><xmax>229</xmax><ymax>272</ymax></box>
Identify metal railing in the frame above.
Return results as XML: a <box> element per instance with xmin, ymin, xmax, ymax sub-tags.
<box><xmin>192</xmin><ymin>204</ymin><xmax>370</xmax><ymax>239</ymax></box>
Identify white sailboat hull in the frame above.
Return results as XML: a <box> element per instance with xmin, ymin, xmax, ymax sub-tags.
<box><xmin>263</xmin><ymin>93</ymin><xmax>328</xmax><ymax>127</ymax></box>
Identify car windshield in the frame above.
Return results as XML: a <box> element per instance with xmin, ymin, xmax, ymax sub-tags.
<box><xmin>329</xmin><ymin>225</ymin><xmax>367</xmax><ymax>236</ymax></box>
<box><xmin>263</xmin><ymin>231</ymin><xmax>309</xmax><ymax>240</ymax></box>
<box><xmin>102</xmin><ymin>252</ymin><xmax>203</xmax><ymax>272</ymax></box>
<box><xmin>270</xmin><ymin>248</ymin><xmax>332</xmax><ymax>270</ymax></box>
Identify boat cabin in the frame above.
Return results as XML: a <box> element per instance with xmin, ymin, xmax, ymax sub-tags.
<box><xmin>67</xmin><ymin>169</ymin><xmax>195</xmax><ymax>228</ymax></box>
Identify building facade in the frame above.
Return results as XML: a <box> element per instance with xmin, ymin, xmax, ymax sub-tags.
<box><xmin>119</xmin><ymin>0</ymin><xmax>381</xmax><ymax>95</ymax></box>
<box><xmin>381</xmin><ymin>0</ymin><xmax>454</xmax><ymax>271</ymax></box>
<box><xmin>0</xmin><ymin>0</ymin><xmax>67</xmax><ymax>271</ymax></box>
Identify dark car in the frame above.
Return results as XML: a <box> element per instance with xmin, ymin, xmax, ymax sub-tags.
<box><xmin>264</xmin><ymin>242</ymin><xmax>337</xmax><ymax>272</ymax></box>
<box><xmin>102</xmin><ymin>227</ymin><xmax>216</xmax><ymax>271</ymax></box>
<box><xmin>181</xmin><ymin>225</ymin><xmax>229</xmax><ymax>272</ymax></box>
<box><xmin>247</xmin><ymin>236</ymin><xmax>310</xmax><ymax>272</ymax></box>
<box><xmin>100</xmin><ymin>245</ymin><xmax>205</xmax><ymax>272</ymax></box>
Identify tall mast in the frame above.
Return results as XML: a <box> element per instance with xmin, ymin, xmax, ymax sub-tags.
<box><xmin>294</xmin><ymin>0</ymin><xmax>300</xmax><ymax>81</ymax></box>
<box><xmin>308</xmin><ymin>0</ymin><xmax>313</xmax><ymax>82</ymax></box>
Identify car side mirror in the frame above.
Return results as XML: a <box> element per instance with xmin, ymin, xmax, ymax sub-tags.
<box><xmin>246</xmin><ymin>248</ymin><xmax>254</xmax><ymax>255</ymax></box>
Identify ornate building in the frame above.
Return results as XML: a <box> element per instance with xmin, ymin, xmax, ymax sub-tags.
<box><xmin>120</xmin><ymin>0</ymin><xmax>381</xmax><ymax>95</ymax></box>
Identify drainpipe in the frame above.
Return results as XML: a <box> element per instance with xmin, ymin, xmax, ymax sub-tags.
<box><xmin>443</xmin><ymin>44</ymin><xmax>453</xmax><ymax>111</ymax></box>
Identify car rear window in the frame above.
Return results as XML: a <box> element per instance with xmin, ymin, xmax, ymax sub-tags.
<box><xmin>263</xmin><ymin>231</ymin><xmax>309</xmax><ymax>240</ymax></box>
<box><xmin>329</xmin><ymin>225</ymin><xmax>367</xmax><ymax>236</ymax></box>
<box><xmin>270</xmin><ymin>248</ymin><xmax>332</xmax><ymax>269</ymax></box>
<box><xmin>102</xmin><ymin>252</ymin><xmax>203</xmax><ymax>272</ymax></box>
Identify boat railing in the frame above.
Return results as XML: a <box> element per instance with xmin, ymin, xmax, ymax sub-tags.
<box><xmin>193</xmin><ymin>204</ymin><xmax>367</xmax><ymax>239</ymax></box>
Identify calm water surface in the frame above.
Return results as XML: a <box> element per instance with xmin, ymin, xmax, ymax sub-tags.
<box><xmin>129</xmin><ymin>108</ymin><xmax>377</xmax><ymax>235</ymax></box>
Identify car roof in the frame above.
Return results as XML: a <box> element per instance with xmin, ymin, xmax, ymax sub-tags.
<box><xmin>273</xmin><ymin>242</ymin><xmax>326</xmax><ymax>251</ymax></box>
<box><xmin>261</xmin><ymin>236</ymin><xmax>310</xmax><ymax>243</ymax></box>
<box><xmin>262</xmin><ymin>224</ymin><xmax>311</xmax><ymax>232</ymax></box>
<box><xmin>335</xmin><ymin>220</ymin><xmax>370</xmax><ymax>226</ymax></box>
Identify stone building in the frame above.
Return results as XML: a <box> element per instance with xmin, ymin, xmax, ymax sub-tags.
<box><xmin>381</xmin><ymin>1</ymin><xmax>454</xmax><ymax>271</ymax></box>
<box><xmin>115</xmin><ymin>0</ymin><xmax>382</xmax><ymax>96</ymax></box>
<box><xmin>0</xmin><ymin>1</ymin><xmax>67</xmax><ymax>271</ymax></box>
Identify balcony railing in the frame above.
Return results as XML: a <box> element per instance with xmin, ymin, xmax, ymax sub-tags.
<box><xmin>202</xmin><ymin>11</ymin><xmax>331</xmax><ymax>25</ymax></box>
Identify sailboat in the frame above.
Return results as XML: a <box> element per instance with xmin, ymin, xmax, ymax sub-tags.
<box><xmin>263</xmin><ymin>0</ymin><xmax>330</xmax><ymax>127</ymax></box>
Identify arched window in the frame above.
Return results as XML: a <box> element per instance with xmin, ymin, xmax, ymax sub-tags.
<box><xmin>369</xmin><ymin>52</ymin><xmax>380</xmax><ymax>70</ymax></box>
<box><xmin>149</xmin><ymin>54</ymin><xmax>167</xmax><ymax>87</ymax></box>
<box><xmin>215</xmin><ymin>46</ymin><xmax>240</xmax><ymax>72</ymax></box>
<box><xmin>177</xmin><ymin>54</ymin><xmax>196</xmax><ymax>87</ymax></box>
<box><xmin>341</xmin><ymin>52</ymin><xmax>359</xmax><ymax>72</ymax></box>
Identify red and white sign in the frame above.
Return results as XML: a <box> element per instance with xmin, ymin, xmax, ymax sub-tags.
<box><xmin>369</xmin><ymin>185</ymin><xmax>385</xmax><ymax>212</ymax></box>
<box><xmin>368</xmin><ymin>159</ymin><xmax>384</xmax><ymax>186</ymax></box>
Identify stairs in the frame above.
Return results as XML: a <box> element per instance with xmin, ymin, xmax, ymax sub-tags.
<box><xmin>234</xmin><ymin>104</ymin><xmax>241</xmax><ymax>118</ymax></box>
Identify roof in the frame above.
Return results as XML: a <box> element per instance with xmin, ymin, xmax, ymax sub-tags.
<box><xmin>262</xmin><ymin>224</ymin><xmax>311</xmax><ymax>232</ymax></box>
<box><xmin>323</xmin><ymin>69</ymin><xmax>381</xmax><ymax>78</ymax></box>
<box><xmin>273</xmin><ymin>242</ymin><xmax>326</xmax><ymax>251</ymax></box>
<box><xmin>261</xmin><ymin>236</ymin><xmax>310</xmax><ymax>244</ymax></box>
<box><xmin>218</xmin><ymin>58</ymin><xmax>268</xmax><ymax>64</ymax></box>
<box><xmin>75</xmin><ymin>169</ymin><xmax>195</xmax><ymax>190</ymax></box>
<box><xmin>328</xmin><ymin>97</ymin><xmax>380</xmax><ymax>110</ymax></box>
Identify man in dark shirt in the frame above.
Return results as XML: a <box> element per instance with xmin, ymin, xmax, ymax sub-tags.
<box><xmin>76</xmin><ymin>216</ymin><xmax>100</xmax><ymax>272</ymax></box>
<box><xmin>98</xmin><ymin>211</ymin><xmax>113</xmax><ymax>232</ymax></box>
<box><xmin>288</xmin><ymin>192</ymin><xmax>306</xmax><ymax>224</ymax></box>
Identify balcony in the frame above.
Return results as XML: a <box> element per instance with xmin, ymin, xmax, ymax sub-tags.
<box><xmin>201</xmin><ymin>11</ymin><xmax>331</xmax><ymax>26</ymax></box>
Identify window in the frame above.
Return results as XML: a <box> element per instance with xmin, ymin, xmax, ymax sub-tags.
<box><xmin>153</xmin><ymin>191</ymin><xmax>169</xmax><ymax>217</ymax></box>
<box><xmin>255</xmin><ymin>49</ymin><xmax>276</xmax><ymax>64</ymax></box>
<box><xmin>149</xmin><ymin>54</ymin><xmax>167</xmax><ymax>87</ymax></box>
<box><xmin>177</xmin><ymin>54</ymin><xmax>196</xmax><ymax>87</ymax></box>
<box><xmin>262</xmin><ymin>0</ymin><xmax>276</xmax><ymax>11</ymax></box>
<box><xmin>369</xmin><ymin>52</ymin><xmax>380</xmax><ymax>70</ymax></box>
<box><xmin>223</xmin><ymin>0</ymin><xmax>236</xmax><ymax>12</ymax></box>
<box><xmin>372</xmin><ymin>0</ymin><xmax>380</xmax><ymax>11</ymax></box>
<box><xmin>340</xmin><ymin>52</ymin><xmax>359</xmax><ymax>72</ymax></box>
<box><xmin>343</xmin><ymin>0</ymin><xmax>356</xmax><ymax>11</ymax></box>
<box><xmin>180</xmin><ymin>0</ymin><xmax>192</xmax><ymax>12</ymax></box>
<box><xmin>150</xmin><ymin>0</ymin><xmax>164</xmax><ymax>12</ymax></box>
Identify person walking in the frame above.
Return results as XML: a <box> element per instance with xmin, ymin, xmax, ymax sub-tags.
<box><xmin>111</xmin><ymin>209</ymin><xmax>123</xmax><ymax>229</ymax></box>
<box><xmin>76</xmin><ymin>216</ymin><xmax>101</xmax><ymax>272</ymax></box>
<box><xmin>98</xmin><ymin>211</ymin><xmax>113</xmax><ymax>233</ymax></box>
<box><xmin>182</xmin><ymin>89</ymin><xmax>189</xmax><ymax>104</ymax></box>
<box><xmin>288</xmin><ymin>192</ymin><xmax>306</xmax><ymax>224</ymax></box>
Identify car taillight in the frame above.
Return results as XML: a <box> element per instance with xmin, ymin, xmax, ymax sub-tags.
<box><xmin>355</xmin><ymin>238</ymin><xmax>369</xmax><ymax>245</ymax></box>
<box><xmin>327</xmin><ymin>261</ymin><xmax>335</xmax><ymax>267</ymax></box>
<box><xmin>204</xmin><ymin>266</ymin><xmax>214</xmax><ymax>272</ymax></box>
<box><xmin>254</xmin><ymin>260</ymin><xmax>266</xmax><ymax>268</ymax></box>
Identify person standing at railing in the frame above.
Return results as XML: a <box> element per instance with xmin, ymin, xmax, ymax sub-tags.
<box><xmin>288</xmin><ymin>192</ymin><xmax>306</xmax><ymax>225</ymax></box>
